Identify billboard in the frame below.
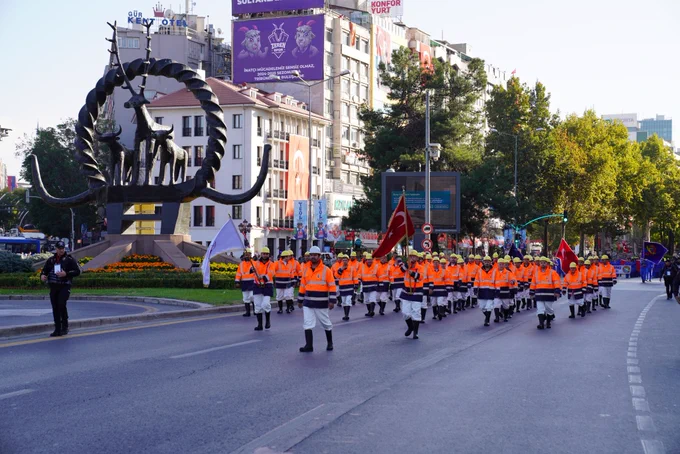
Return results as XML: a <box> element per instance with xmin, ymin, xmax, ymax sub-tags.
<box><xmin>313</xmin><ymin>198</ymin><xmax>328</xmax><ymax>239</ymax></box>
<box><xmin>286</xmin><ymin>134</ymin><xmax>310</xmax><ymax>217</ymax></box>
<box><xmin>232</xmin><ymin>14</ymin><xmax>324</xmax><ymax>84</ymax></box>
<box><xmin>381</xmin><ymin>172</ymin><xmax>460</xmax><ymax>233</ymax></box>
<box><xmin>368</xmin><ymin>0</ymin><xmax>404</xmax><ymax>17</ymax></box>
<box><xmin>293</xmin><ymin>200</ymin><xmax>308</xmax><ymax>240</ymax></box>
<box><xmin>419</xmin><ymin>42</ymin><xmax>434</xmax><ymax>73</ymax></box>
<box><xmin>232</xmin><ymin>0</ymin><xmax>324</xmax><ymax>15</ymax></box>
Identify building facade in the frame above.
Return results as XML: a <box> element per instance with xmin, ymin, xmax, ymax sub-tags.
<box><xmin>639</xmin><ymin>115</ymin><xmax>672</xmax><ymax>143</ymax></box>
<box><xmin>148</xmin><ymin>78</ymin><xmax>329</xmax><ymax>253</ymax></box>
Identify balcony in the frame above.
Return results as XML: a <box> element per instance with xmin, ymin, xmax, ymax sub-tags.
<box><xmin>194</xmin><ymin>127</ymin><xmax>204</xmax><ymax>136</ymax></box>
<box><xmin>257</xmin><ymin>127</ymin><xmax>262</xmax><ymax>137</ymax></box>
<box><xmin>312</xmin><ymin>166</ymin><xmax>320</xmax><ymax>175</ymax></box>
<box><xmin>273</xmin><ymin>189</ymin><xmax>280</xmax><ymax>198</ymax></box>
<box><xmin>272</xmin><ymin>130</ymin><xmax>290</xmax><ymax>141</ymax></box>
<box><xmin>273</xmin><ymin>159</ymin><xmax>280</xmax><ymax>168</ymax></box>
<box><xmin>182</xmin><ymin>128</ymin><xmax>192</xmax><ymax>137</ymax></box>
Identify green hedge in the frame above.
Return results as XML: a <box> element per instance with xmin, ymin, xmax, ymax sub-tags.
<box><xmin>0</xmin><ymin>251</ymin><xmax>33</xmax><ymax>273</ymax></box>
<box><xmin>0</xmin><ymin>273</ymin><xmax>236</xmax><ymax>290</ymax></box>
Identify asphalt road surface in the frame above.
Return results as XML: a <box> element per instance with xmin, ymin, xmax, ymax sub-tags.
<box><xmin>1</xmin><ymin>280</ymin><xmax>678</xmax><ymax>454</ymax></box>
<box><xmin>0</xmin><ymin>299</ymin><xmax>179</xmax><ymax>328</ymax></box>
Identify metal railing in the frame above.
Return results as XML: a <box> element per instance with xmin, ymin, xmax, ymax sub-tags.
<box><xmin>182</xmin><ymin>128</ymin><xmax>192</xmax><ymax>137</ymax></box>
<box><xmin>194</xmin><ymin>127</ymin><xmax>204</xmax><ymax>136</ymax></box>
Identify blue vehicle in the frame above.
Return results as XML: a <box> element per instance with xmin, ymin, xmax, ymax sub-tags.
<box><xmin>0</xmin><ymin>236</ymin><xmax>42</xmax><ymax>254</ymax></box>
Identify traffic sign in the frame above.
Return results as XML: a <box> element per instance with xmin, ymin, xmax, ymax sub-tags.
<box><xmin>421</xmin><ymin>239</ymin><xmax>433</xmax><ymax>251</ymax></box>
<box><xmin>421</xmin><ymin>223</ymin><xmax>433</xmax><ymax>235</ymax></box>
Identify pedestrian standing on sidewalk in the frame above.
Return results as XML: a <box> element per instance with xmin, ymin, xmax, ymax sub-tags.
<box><xmin>40</xmin><ymin>241</ymin><xmax>81</xmax><ymax>337</ymax></box>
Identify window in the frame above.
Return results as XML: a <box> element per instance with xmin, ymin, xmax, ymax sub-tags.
<box><xmin>206</xmin><ymin>206</ymin><xmax>215</xmax><ymax>227</ymax></box>
<box><xmin>182</xmin><ymin>116</ymin><xmax>191</xmax><ymax>137</ymax></box>
<box><xmin>341</xmin><ymin>78</ymin><xmax>350</xmax><ymax>94</ymax></box>
<box><xmin>326</xmin><ymin>28</ymin><xmax>333</xmax><ymax>42</ymax></box>
<box><xmin>350</xmin><ymin>105</ymin><xmax>358</xmax><ymax>119</ymax></box>
<box><xmin>233</xmin><ymin>114</ymin><xmax>243</xmax><ymax>129</ymax></box>
<box><xmin>342</xmin><ymin>103</ymin><xmax>350</xmax><ymax>118</ymax></box>
<box><xmin>351</xmin><ymin>59</ymin><xmax>359</xmax><ymax>74</ymax></box>
<box><xmin>325</xmin><ymin>52</ymin><xmax>333</xmax><ymax>67</ymax></box>
<box><xmin>350</xmin><ymin>128</ymin><xmax>358</xmax><ymax>143</ymax></box>
<box><xmin>360</xmin><ymin>85</ymin><xmax>368</xmax><ymax>100</ymax></box>
<box><xmin>193</xmin><ymin>206</ymin><xmax>203</xmax><ymax>227</ymax></box>
<box><xmin>351</xmin><ymin>82</ymin><xmax>359</xmax><ymax>97</ymax></box>
<box><xmin>194</xmin><ymin>116</ymin><xmax>204</xmax><ymax>136</ymax></box>
<box><xmin>233</xmin><ymin>175</ymin><xmax>243</xmax><ymax>189</ymax></box>
<box><xmin>350</xmin><ymin>172</ymin><xmax>359</xmax><ymax>185</ymax></box>
<box><xmin>233</xmin><ymin>144</ymin><xmax>242</xmax><ymax>159</ymax></box>
<box><xmin>341</xmin><ymin>56</ymin><xmax>349</xmax><ymax>70</ymax></box>
<box><xmin>154</xmin><ymin>117</ymin><xmax>164</xmax><ymax>125</ymax></box>
<box><xmin>118</xmin><ymin>37</ymin><xmax>140</xmax><ymax>49</ymax></box>
<box><xmin>342</xmin><ymin>31</ymin><xmax>350</xmax><ymax>45</ymax></box>
<box><xmin>342</xmin><ymin>171</ymin><xmax>349</xmax><ymax>183</ymax></box>
<box><xmin>325</xmin><ymin>99</ymin><xmax>334</xmax><ymax>116</ymax></box>
<box><xmin>183</xmin><ymin>146</ymin><xmax>192</xmax><ymax>167</ymax></box>
<box><xmin>342</xmin><ymin>126</ymin><xmax>350</xmax><ymax>140</ymax></box>
<box><xmin>232</xmin><ymin>205</ymin><xmax>243</xmax><ymax>220</ymax></box>
<box><xmin>355</xmin><ymin>37</ymin><xmax>361</xmax><ymax>51</ymax></box>
<box><xmin>326</xmin><ymin>125</ymin><xmax>333</xmax><ymax>140</ymax></box>
<box><xmin>194</xmin><ymin>146</ymin><xmax>203</xmax><ymax>166</ymax></box>
<box><xmin>362</xmin><ymin>39</ymin><xmax>369</xmax><ymax>53</ymax></box>
<box><xmin>361</xmin><ymin>63</ymin><xmax>369</xmax><ymax>77</ymax></box>
<box><xmin>326</xmin><ymin>170</ymin><xmax>333</xmax><ymax>180</ymax></box>
<box><xmin>325</xmin><ymin>78</ymin><xmax>334</xmax><ymax>92</ymax></box>
<box><xmin>256</xmin><ymin>116</ymin><xmax>262</xmax><ymax>136</ymax></box>
<box><xmin>256</xmin><ymin>146</ymin><xmax>262</xmax><ymax>165</ymax></box>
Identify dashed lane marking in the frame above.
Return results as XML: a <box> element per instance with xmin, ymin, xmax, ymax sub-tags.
<box><xmin>170</xmin><ymin>340</ymin><xmax>262</xmax><ymax>359</ymax></box>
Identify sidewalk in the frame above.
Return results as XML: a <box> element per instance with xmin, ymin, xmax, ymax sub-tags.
<box><xmin>0</xmin><ymin>295</ymin><xmax>246</xmax><ymax>339</ymax></box>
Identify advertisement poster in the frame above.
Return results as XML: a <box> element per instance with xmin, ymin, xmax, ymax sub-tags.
<box><xmin>232</xmin><ymin>0</ymin><xmax>324</xmax><ymax>15</ymax></box>
<box><xmin>419</xmin><ymin>42</ymin><xmax>434</xmax><ymax>73</ymax></box>
<box><xmin>233</xmin><ymin>14</ymin><xmax>324</xmax><ymax>84</ymax></box>
<box><xmin>313</xmin><ymin>198</ymin><xmax>328</xmax><ymax>239</ymax></box>
<box><xmin>368</xmin><ymin>0</ymin><xmax>404</xmax><ymax>17</ymax></box>
<box><xmin>285</xmin><ymin>134</ymin><xmax>310</xmax><ymax>217</ymax></box>
<box><xmin>293</xmin><ymin>200</ymin><xmax>308</xmax><ymax>240</ymax></box>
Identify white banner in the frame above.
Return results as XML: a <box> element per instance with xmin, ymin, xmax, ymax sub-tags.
<box><xmin>368</xmin><ymin>0</ymin><xmax>403</xmax><ymax>17</ymax></box>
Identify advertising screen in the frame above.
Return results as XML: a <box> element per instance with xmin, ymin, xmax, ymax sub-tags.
<box><xmin>381</xmin><ymin>172</ymin><xmax>460</xmax><ymax>233</ymax></box>
<box><xmin>232</xmin><ymin>0</ymin><xmax>324</xmax><ymax>15</ymax></box>
<box><xmin>286</xmin><ymin>135</ymin><xmax>310</xmax><ymax>217</ymax></box>
<box><xmin>232</xmin><ymin>14</ymin><xmax>324</xmax><ymax>83</ymax></box>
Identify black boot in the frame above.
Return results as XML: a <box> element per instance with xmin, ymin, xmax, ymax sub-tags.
<box><xmin>466</xmin><ymin>296</ymin><xmax>471</xmax><ymax>307</ymax></box>
<box><xmin>586</xmin><ymin>301</ymin><xmax>591</xmax><ymax>313</ymax></box>
<box><xmin>569</xmin><ymin>305</ymin><xmax>576</xmax><ymax>319</ymax></box>
<box><xmin>514</xmin><ymin>303</ymin><xmax>520</xmax><ymax>313</ymax></box>
<box><xmin>448</xmin><ymin>301</ymin><xmax>453</xmax><ymax>314</ymax></box>
<box><xmin>438</xmin><ymin>306</ymin><xmax>444</xmax><ymax>321</ymax></box>
<box><xmin>278</xmin><ymin>301</ymin><xmax>284</xmax><ymax>314</ymax></box>
<box><xmin>604</xmin><ymin>298</ymin><xmax>611</xmax><ymax>309</ymax></box>
<box><xmin>365</xmin><ymin>304</ymin><xmax>372</xmax><ymax>317</ymax></box>
<box><xmin>243</xmin><ymin>301</ymin><xmax>252</xmax><ymax>317</ymax></box>
<box><xmin>50</xmin><ymin>328</ymin><xmax>62</xmax><ymax>337</ymax></box>
<box><xmin>521</xmin><ymin>298</ymin><xmax>526</xmax><ymax>309</ymax></box>
<box><xmin>537</xmin><ymin>314</ymin><xmax>545</xmax><ymax>330</ymax></box>
<box><xmin>370</xmin><ymin>303</ymin><xmax>376</xmax><ymax>316</ymax></box>
<box><xmin>433</xmin><ymin>305</ymin><xmax>439</xmax><ymax>320</ymax></box>
<box><xmin>265</xmin><ymin>312</ymin><xmax>271</xmax><ymax>329</ymax></box>
<box><xmin>472</xmin><ymin>298</ymin><xmax>478</xmax><ymax>308</ymax></box>
<box><xmin>299</xmin><ymin>329</ymin><xmax>313</xmax><ymax>352</ymax></box>
<box><xmin>325</xmin><ymin>330</ymin><xmax>333</xmax><ymax>351</ymax></box>
<box><xmin>405</xmin><ymin>319</ymin><xmax>414</xmax><ymax>337</ymax></box>
<box><xmin>546</xmin><ymin>314</ymin><xmax>552</xmax><ymax>329</ymax></box>
<box><xmin>484</xmin><ymin>311</ymin><xmax>491</xmax><ymax>327</ymax></box>
<box><xmin>394</xmin><ymin>300</ymin><xmax>401</xmax><ymax>312</ymax></box>
<box><xmin>379</xmin><ymin>302</ymin><xmax>386</xmax><ymax>315</ymax></box>
<box><xmin>420</xmin><ymin>308</ymin><xmax>427</xmax><ymax>323</ymax></box>
<box><xmin>503</xmin><ymin>308</ymin><xmax>509</xmax><ymax>322</ymax></box>
<box><xmin>599</xmin><ymin>295</ymin><xmax>603</xmax><ymax>306</ymax></box>
<box><xmin>343</xmin><ymin>306</ymin><xmax>350</xmax><ymax>321</ymax></box>
<box><xmin>254</xmin><ymin>313</ymin><xmax>263</xmax><ymax>331</ymax></box>
<box><xmin>61</xmin><ymin>320</ymin><xmax>69</xmax><ymax>335</ymax></box>
<box><xmin>453</xmin><ymin>301</ymin><xmax>458</xmax><ymax>314</ymax></box>
<box><xmin>494</xmin><ymin>308</ymin><xmax>501</xmax><ymax>323</ymax></box>
<box><xmin>412</xmin><ymin>320</ymin><xmax>420</xmax><ymax>339</ymax></box>
<box><xmin>580</xmin><ymin>305</ymin><xmax>586</xmax><ymax>317</ymax></box>
<box><xmin>441</xmin><ymin>306</ymin><xmax>447</xmax><ymax>318</ymax></box>
<box><xmin>459</xmin><ymin>300</ymin><xmax>465</xmax><ymax>312</ymax></box>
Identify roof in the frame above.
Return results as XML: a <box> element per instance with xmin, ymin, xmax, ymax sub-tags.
<box><xmin>149</xmin><ymin>78</ymin><xmax>328</xmax><ymax>123</ymax></box>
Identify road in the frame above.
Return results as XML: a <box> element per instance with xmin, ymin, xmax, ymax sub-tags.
<box><xmin>0</xmin><ymin>298</ymin><xmax>179</xmax><ymax>328</ymax></box>
<box><xmin>1</xmin><ymin>280</ymin><xmax>678</xmax><ymax>454</ymax></box>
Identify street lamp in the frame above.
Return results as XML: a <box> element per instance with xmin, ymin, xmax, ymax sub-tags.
<box><xmin>289</xmin><ymin>69</ymin><xmax>350</xmax><ymax>251</ymax></box>
<box><xmin>238</xmin><ymin>219</ymin><xmax>252</xmax><ymax>247</ymax></box>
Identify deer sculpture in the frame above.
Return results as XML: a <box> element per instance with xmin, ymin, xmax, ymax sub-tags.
<box><xmin>107</xmin><ymin>22</ymin><xmax>171</xmax><ymax>186</ymax></box>
<box><xmin>152</xmin><ymin>126</ymin><xmax>188</xmax><ymax>186</ymax></box>
<box><xmin>94</xmin><ymin>125</ymin><xmax>134</xmax><ymax>186</ymax></box>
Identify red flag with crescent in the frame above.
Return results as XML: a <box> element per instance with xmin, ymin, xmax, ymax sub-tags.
<box><xmin>373</xmin><ymin>194</ymin><xmax>415</xmax><ymax>258</ymax></box>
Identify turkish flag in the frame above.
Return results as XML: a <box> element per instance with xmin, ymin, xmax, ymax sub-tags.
<box><xmin>555</xmin><ymin>238</ymin><xmax>578</xmax><ymax>274</ymax></box>
<box><xmin>373</xmin><ymin>194</ymin><xmax>415</xmax><ymax>258</ymax></box>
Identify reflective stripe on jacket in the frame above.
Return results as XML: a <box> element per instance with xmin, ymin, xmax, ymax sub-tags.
<box><xmin>299</xmin><ymin>263</ymin><xmax>337</xmax><ymax>308</ymax></box>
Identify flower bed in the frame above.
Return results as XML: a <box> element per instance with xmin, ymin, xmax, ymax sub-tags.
<box><xmin>121</xmin><ymin>254</ymin><xmax>163</xmax><ymax>263</ymax></box>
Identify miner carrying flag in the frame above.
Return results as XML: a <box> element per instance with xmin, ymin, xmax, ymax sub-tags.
<box><xmin>372</xmin><ymin>192</ymin><xmax>415</xmax><ymax>258</ymax></box>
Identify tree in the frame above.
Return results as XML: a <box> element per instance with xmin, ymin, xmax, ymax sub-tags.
<box><xmin>0</xmin><ymin>188</ymin><xmax>29</xmax><ymax>232</ymax></box>
<box><xmin>16</xmin><ymin>120</ymin><xmax>98</xmax><ymax>238</ymax></box>
<box><xmin>345</xmin><ymin>46</ymin><xmax>488</xmax><ymax>235</ymax></box>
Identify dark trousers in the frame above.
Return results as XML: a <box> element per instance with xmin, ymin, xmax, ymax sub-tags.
<box><xmin>49</xmin><ymin>285</ymin><xmax>71</xmax><ymax>331</ymax></box>
<box><xmin>664</xmin><ymin>280</ymin><xmax>673</xmax><ymax>299</ymax></box>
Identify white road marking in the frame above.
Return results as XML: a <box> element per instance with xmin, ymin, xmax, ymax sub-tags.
<box><xmin>0</xmin><ymin>309</ymin><xmax>53</xmax><ymax>317</ymax></box>
<box><xmin>628</xmin><ymin>359</ymin><xmax>639</xmax><ymax>365</ymax></box>
<box><xmin>630</xmin><ymin>386</ymin><xmax>646</xmax><ymax>397</ymax></box>
<box><xmin>629</xmin><ymin>346</ymin><xmax>638</xmax><ymax>352</ymax></box>
<box><xmin>628</xmin><ymin>352</ymin><xmax>637</xmax><ymax>357</ymax></box>
<box><xmin>170</xmin><ymin>340</ymin><xmax>261</xmax><ymax>359</ymax></box>
<box><xmin>0</xmin><ymin>389</ymin><xmax>35</xmax><ymax>400</ymax></box>
<box><xmin>633</xmin><ymin>398</ymin><xmax>650</xmax><ymax>412</ymax></box>
<box><xmin>641</xmin><ymin>439</ymin><xmax>666</xmax><ymax>454</ymax></box>
<box><xmin>636</xmin><ymin>415</ymin><xmax>656</xmax><ymax>432</ymax></box>
<box><xmin>628</xmin><ymin>366</ymin><xmax>641</xmax><ymax>374</ymax></box>
<box><xmin>629</xmin><ymin>375</ymin><xmax>642</xmax><ymax>384</ymax></box>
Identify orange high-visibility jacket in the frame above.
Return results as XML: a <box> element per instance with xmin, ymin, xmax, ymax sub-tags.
<box><xmin>299</xmin><ymin>262</ymin><xmax>337</xmax><ymax>308</ymax></box>
<box><xmin>530</xmin><ymin>267</ymin><xmax>561</xmax><ymax>302</ymax></box>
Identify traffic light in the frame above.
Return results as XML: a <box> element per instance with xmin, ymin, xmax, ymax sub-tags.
<box><xmin>563</xmin><ymin>210</ymin><xmax>568</xmax><ymax>223</ymax></box>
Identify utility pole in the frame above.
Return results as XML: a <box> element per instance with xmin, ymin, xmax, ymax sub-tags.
<box><xmin>425</xmin><ymin>91</ymin><xmax>431</xmax><ymax>232</ymax></box>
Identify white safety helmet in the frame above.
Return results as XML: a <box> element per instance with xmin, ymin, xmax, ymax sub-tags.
<box><xmin>309</xmin><ymin>246</ymin><xmax>322</xmax><ymax>254</ymax></box>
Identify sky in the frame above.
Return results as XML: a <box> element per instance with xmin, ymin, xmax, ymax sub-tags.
<box><xmin>1</xmin><ymin>0</ymin><xmax>679</xmax><ymax>180</ymax></box>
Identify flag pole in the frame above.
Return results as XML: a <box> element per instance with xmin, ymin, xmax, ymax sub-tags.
<box><xmin>402</xmin><ymin>187</ymin><xmax>415</xmax><ymax>295</ymax></box>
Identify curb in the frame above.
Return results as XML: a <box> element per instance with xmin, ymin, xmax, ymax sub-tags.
<box><xmin>0</xmin><ymin>295</ymin><xmax>213</xmax><ymax>309</ymax></box>
<box><xmin>0</xmin><ymin>296</ymin><xmax>246</xmax><ymax>339</ymax></box>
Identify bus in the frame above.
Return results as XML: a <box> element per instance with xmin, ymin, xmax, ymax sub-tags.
<box><xmin>0</xmin><ymin>237</ymin><xmax>42</xmax><ymax>255</ymax></box>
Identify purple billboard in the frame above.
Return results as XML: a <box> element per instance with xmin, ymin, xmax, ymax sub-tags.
<box><xmin>232</xmin><ymin>14</ymin><xmax>324</xmax><ymax>84</ymax></box>
<box><xmin>232</xmin><ymin>0</ymin><xmax>325</xmax><ymax>15</ymax></box>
